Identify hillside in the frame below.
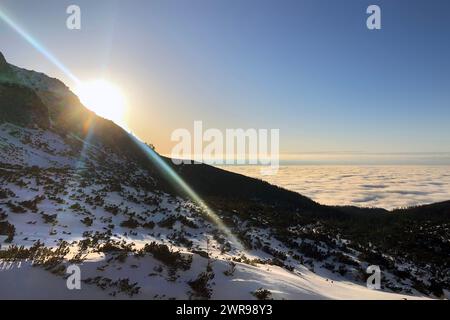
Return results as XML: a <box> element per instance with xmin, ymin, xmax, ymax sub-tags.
<box><xmin>0</xmin><ymin>52</ymin><xmax>448</xmax><ymax>299</ymax></box>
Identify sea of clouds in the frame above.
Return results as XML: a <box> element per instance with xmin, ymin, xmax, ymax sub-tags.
<box><xmin>220</xmin><ymin>165</ymin><xmax>450</xmax><ymax>210</ymax></box>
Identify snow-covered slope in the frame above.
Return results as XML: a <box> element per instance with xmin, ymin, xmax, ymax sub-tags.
<box><xmin>0</xmin><ymin>141</ymin><xmax>429</xmax><ymax>299</ymax></box>
<box><xmin>0</xmin><ymin>52</ymin><xmax>446</xmax><ymax>300</ymax></box>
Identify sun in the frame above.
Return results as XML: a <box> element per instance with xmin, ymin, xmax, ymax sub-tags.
<box><xmin>75</xmin><ymin>79</ymin><xmax>127</xmax><ymax>128</ymax></box>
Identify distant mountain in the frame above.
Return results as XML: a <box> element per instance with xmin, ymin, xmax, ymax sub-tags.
<box><xmin>0</xmin><ymin>52</ymin><xmax>448</xmax><ymax>299</ymax></box>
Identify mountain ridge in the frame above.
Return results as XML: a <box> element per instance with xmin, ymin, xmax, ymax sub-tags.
<box><xmin>0</xmin><ymin>51</ymin><xmax>448</xmax><ymax>299</ymax></box>
<box><xmin>0</xmin><ymin>51</ymin><xmax>448</xmax><ymax>214</ymax></box>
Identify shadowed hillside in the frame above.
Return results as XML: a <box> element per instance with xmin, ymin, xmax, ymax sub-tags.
<box><xmin>0</xmin><ymin>51</ymin><xmax>449</xmax><ymax>299</ymax></box>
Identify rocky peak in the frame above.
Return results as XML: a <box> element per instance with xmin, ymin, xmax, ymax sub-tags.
<box><xmin>0</xmin><ymin>51</ymin><xmax>9</xmax><ymax>69</ymax></box>
<box><xmin>0</xmin><ymin>51</ymin><xmax>13</xmax><ymax>80</ymax></box>
<box><xmin>0</xmin><ymin>51</ymin><xmax>7</xmax><ymax>63</ymax></box>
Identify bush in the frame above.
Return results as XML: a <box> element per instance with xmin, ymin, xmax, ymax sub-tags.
<box><xmin>177</xmin><ymin>215</ymin><xmax>198</xmax><ymax>229</ymax></box>
<box><xmin>337</xmin><ymin>264</ymin><xmax>348</xmax><ymax>276</ymax></box>
<box><xmin>141</xmin><ymin>242</ymin><xmax>191</xmax><ymax>271</ymax></box>
<box><xmin>81</xmin><ymin>217</ymin><xmax>93</xmax><ymax>227</ymax></box>
<box><xmin>41</xmin><ymin>213</ymin><xmax>57</xmax><ymax>224</ymax></box>
<box><xmin>252</xmin><ymin>288</ymin><xmax>272</xmax><ymax>300</ymax></box>
<box><xmin>0</xmin><ymin>241</ymin><xmax>69</xmax><ymax>270</ymax></box>
<box><xmin>0</xmin><ymin>245</ymin><xmax>32</xmax><ymax>260</ymax></box>
<box><xmin>6</xmin><ymin>201</ymin><xmax>26</xmax><ymax>214</ymax></box>
<box><xmin>84</xmin><ymin>277</ymin><xmax>140</xmax><ymax>297</ymax></box>
<box><xmin>0</xmin><ymin>221</ymin><xmax>15</xmax><ymax>243</ymax></box>
<box><xmin>69</xmin><ymin>203</ymin><xmax>83</xmax><ymax>212</ymax></box>
<box><xmin>168</xmin><ymin>231</ymin><xmax>193</xmax><ymax>248</ymax></box>
<box><xmin>188</xmin><ymin>272</ymin><xmax>214</xmax><ymax>299</ymax></box>
<box><xmin>142</xmin><ymin>221</ymin><xmax>155</xmax><ymax>229</ymax></box>
<box><xmin>192</xmin><ymin>250</ymin><xmax>209</xmax><ymax>259</ymax></box>
<box><xmin>98</xmin><ymin>241</ymin><xmax>133</xmax><ymax>254</ymax></box>
<box><xmin>298</xmin><ymin>242</ymin><xmax>326</xmax><ymax>261</ymax></box>
<box><xmin>158</xmin><ymin>216</ymin><xmax>177</xmax><ymax>229</ymax></box>
<box><xmin>120</xmin><ymin>218</ymin><xmax>140</xmax><ymax>229</ymax></box>
<box><xmin>104</xmin><ymin>204</ymin><xmax>120</xmax><ymax>215</ymax></box>
<box><xmin>0</xmin><ymin>188</ymin><xmax>14</xmax><ymax>199</ymax></box>
<box><xmin>20</xmin><ymin>195</ymin><xmax>45</xmax><ymax>213</ymax></box>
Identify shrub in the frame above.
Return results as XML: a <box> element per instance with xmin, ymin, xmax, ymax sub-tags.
<box><xmin>104</xmin><ymin>204</ymin><xmax>120</xmax><ymax>215</ymax></box>
<box><xmin>20</xmin><ymin>195</ymin><xmax>45</xmax><ymax>213</ymax></box>
<box><xmin>337</xmin><ymin>264</ymin><xmax>348</xmax><ymax>276</ymax></box>
<box><xmin>188</xmin><ymin>272</ymin><xmax>214</xmax><ymax>299</ymax></box>
<box><xmin>192</xmin><ymin>250</ymin><xmax>209</xmax><ymax>259</ymax></box>
<box><xmin>0</xmin><ymin>221</ymin><xmax>15</xmax><ymax>243</ymax></box>
<box><xmin>41</xmin><ymin>213</ymin><xmax>57</xmax><ymax>224</ymax></box>
<box><xmin>168</xmin><ymin>231</ymin><xmax>193</xmax><ymax>248</ymax></box>
<box><xmin>84</xmin><ymin>277</ymin><xmax>140</xmax><ymax>297</ymax></box>
<box><xmin>252</xmin><ymin>288</ymin><xmax>272</xmax><ymax>300</ymax></box>
<box><xmin>120</xmin><ymin>218</ymin><xmax>140</xmax><ymax>229</ymax></box>
<box><xmin>69</xmin><ymin>203</ymin><xmax>83</xmax><ymax>212</ymax></box>
<box><xmin>158</xmin><ymin>216</ymin><xmax>177</xmax><ymax>229</ymax></box>
<box><xmin>6</xmin><ymin>201</ymin><xmax>26</xmax><ymax>214</ymax></box>
<box><xmin>141</xmin><ymin>242</ymin><xmax>191</xmax><ymax>271</ymax></box>
<box><xmin>0</xmin><ymin>188</ymin><xmax>14</xmax><ymax>199</ymax></box>
<box><xmin>81</xmin><ymin>217</ymin><xmax>93</xmax><ymax>227</ymax></box>
<box><xmin>142</xmin><ymin>221</ymin><xmax>155</xmax><ymax>229</ymax></box>
<box><xmin>0</xmin><ymin>245</ymin><xmax>31</xmax><ymax>260</ymax></box>
<box><xmin>298</xmin><ymin>242</ymin><xmax>326</xmax><ymax>261</ymax></box>
<box><xmin>178</xmin><ymin>215</ymin><xmax>198</xmax><ymax>229</ymax></box>
<box><xmin>98</xmin><ymin>241</ymin><xmax>133</xmax><ymax>254</ymax></box>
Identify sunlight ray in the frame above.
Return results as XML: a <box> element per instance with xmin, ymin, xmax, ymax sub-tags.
<box><xmin>129</xmin><ymin>133</ymin><xmax>245</xmax><ymax>252</ymax></box>
<box><xmin>0</xmin><ymin>7</ymin><xmax>80</xmax><ymax>85</ymax></box>
<box><xmin>0</xmin><ymin>7</ymin><xmax>243</xmax><ymax>252</ymax></box>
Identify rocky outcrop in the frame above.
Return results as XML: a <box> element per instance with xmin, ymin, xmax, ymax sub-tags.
<box><xmin>0</xmin><ymin>51</ymin><xmax>14</xmax><ymax>82</ymax></box>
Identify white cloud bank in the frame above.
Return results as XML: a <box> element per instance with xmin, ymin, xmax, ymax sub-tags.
<box><xmin>220</xmin><ymin>165</ymin><xmax>450</xmax><ymax>210</ymax></box>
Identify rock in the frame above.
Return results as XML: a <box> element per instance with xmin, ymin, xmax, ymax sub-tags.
<box><xmin>0</xmin><ymin>51</ymin><xmax>14</xmax><ymax>81</ymax></box>
<box><xmin>0</xmin><ymin>51</ymin><xmax>9</xmax><ymax>71</ymax></box>
<box><xmin>0</xmin><ymin>51</ymin><xmax>6</xmax><ymax>65</ymax></box>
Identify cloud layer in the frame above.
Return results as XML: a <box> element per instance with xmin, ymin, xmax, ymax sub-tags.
<box><xmin>221</xmin><ymin>165</ymin><xmax>450</xmax><ymax>210</ymax></box>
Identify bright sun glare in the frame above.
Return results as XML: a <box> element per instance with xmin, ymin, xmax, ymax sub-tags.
<box><xmin>75</xmin><ymin>79</ymin><xmax>127</xmax><ymax>128</ymax></box>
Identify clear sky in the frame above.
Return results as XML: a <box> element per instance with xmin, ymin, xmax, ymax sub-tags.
<box><xmin>1</xmin><ymin>0</ymin><xmax>449</xmax><ymax>164</ymax></box>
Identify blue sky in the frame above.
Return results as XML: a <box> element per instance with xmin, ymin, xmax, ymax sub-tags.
<box><xmin>1</xmin><ymin>0</ymin><xmax>449</xmax><ymax>163</ymax></box>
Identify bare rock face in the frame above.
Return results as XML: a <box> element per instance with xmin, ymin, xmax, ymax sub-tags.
<box><xmin>0</xmin><ymin>51</ymin><xmax>14</xmax><ymax>81</ymax></box>
<box><xmin>0</xmin><ymin>82</ymin><xmax>51</xmax><ymax>129</ymax></box>
<box><xmin>0</xmin><ymin>51</ymin><xmax>9</xmax><ymax>71</ymax></box>
<box><xmin>0</xmin><ymin>51</ymin><xmax>6</xmax><ymax>64</ymax></box>
<box><xmin>0</xmin><ymin>52</ymin><xmax>50</xmax><ymax>128</ymax></box>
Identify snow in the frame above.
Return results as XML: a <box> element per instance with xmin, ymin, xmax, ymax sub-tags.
<box><xmin>0</xmin><ymin>164</ymin><xmax>434</xmax><ymax>300</ymax></box>
<box><xmin>0</xmin><ymin>254</ymin><xmax>428</xmax><ymax>300</ymax></box>
<box><xmin>0</xmin><ymin>62</ymin><xmax>443</xmax><ymax>300</ymax></box>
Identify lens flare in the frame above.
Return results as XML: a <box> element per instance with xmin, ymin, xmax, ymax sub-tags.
<box><xmin>0</xmin><ymin>6</ymin><xmax>243</xmax><ymax>252</ymax></box>
<box><xmin>0</xmin><ymin>8</ymin><xmax>79</xmax><ymax>84</ymax></box>
<box><xmin>130</xmin><ymin>134</ymin><xmax>244</xmax><ymax>251</ymax></box>
<box><xmin>75</xmin><ymin>79</ymin><xmax>127</xmax><ymax>128</ymax></box>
